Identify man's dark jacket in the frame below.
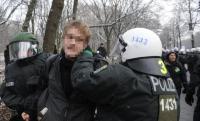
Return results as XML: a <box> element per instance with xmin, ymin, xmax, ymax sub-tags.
<box><xmin>165</xmin><ymin>61</ymin><xmax>187</xmax><ymax>89</ymax></box>
<box><xmin>37</xmin><ymin>52</ymin><xmax>99</xmax><ymax>121</ymax></box>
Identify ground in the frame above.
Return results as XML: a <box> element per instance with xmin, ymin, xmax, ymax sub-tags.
<box><xmin>180</xmin><ymin>93</ymin><xmax>197</xmax><ymax>121</ymax></box>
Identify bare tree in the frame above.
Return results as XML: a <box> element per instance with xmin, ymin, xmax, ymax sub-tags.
<box><xmin>72</xmin><ymin>0</ymin><xmax>79</xmax><ymax>20</ymax></box>
<box><xmin>22</xmin><ymin>0</ymin><xmax>37</xmax><ymax>32</ymax></box>
<box><xmin>188</xmin><ymin>0</ymin><xmax>195</xmax><ymax>47</ymax></box>
<box><xmin>0</xmin><ymin>0</ymin><xmax>24</xmax><ymax>25</ymax></box>
<box><xmin>34</xmin><ymin>0</ymin><xmax>51</xmax><ymax>37</ymax></box>
<box><xmin>178</xmin><ymin>0</ymin><xmax>200</xmax><ymax>48</ymax></box>
<box><xmin>35</xmin><ymin>0</ymin><xmax>73</xmax><ymax>51</ymax></box>
<box><xmin>31</xmin><ymin>10</ymin><xmax>35</xmax><ymax>34</ymax></box>
<box><xmin>80</xmin><ymin>0</ymin><xmax>157</xmax><ymax>54</ymax></box>
<box><xmin>43</xmin><ymin>0</ymin><xmax>64</xmax><ymax>53</ymax></box>
<box><xmin>0</xmin><ymin>0</ymin><xmax>25</xmax><ymax>52</ymax></box>
<box><xmin>161</xmin><ymin>0</ymin><xmax>200</xmax><ymax>49</ymax></box>
<box><xmin>160</xmin><ymin>26</ymin><xmax>173</xmax><ymax>49</ymax></box>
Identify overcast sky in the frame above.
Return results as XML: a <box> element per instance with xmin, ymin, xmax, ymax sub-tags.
<box><xmin>156</xmin><ymin>0</ymin><xmax>176</xmax><ymax>25</ymax></box>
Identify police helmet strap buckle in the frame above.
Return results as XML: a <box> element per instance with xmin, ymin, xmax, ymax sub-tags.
<box><xmin>119</xmin><ymin>35</ymin><xmax>127</xmax><ymax>53</ymax></box>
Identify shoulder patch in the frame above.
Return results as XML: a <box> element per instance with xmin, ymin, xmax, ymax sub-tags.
<box><xmin>5</xmin><ymin>82</ymin><xmax>14</xmax><ymax>87</ymax></box>
<box><xmin>93</xmin><ymin>65</ymin><xmax>108</xmax><ymax>74</ymax></box>
<box><xmin>174</xmin><ymin>67</ymin><xmax>180</xmax><ymax>72</ymax></box>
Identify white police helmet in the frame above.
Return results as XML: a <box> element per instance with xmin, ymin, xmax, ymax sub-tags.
<box><xmin>196</xmin><ymin>47</ymin><xmax>200</xmax><ymax>52</ymax></box>
<box><xmin>111</xmin><ymin>28</ymin><xmax>162</xmax><ymax>62</ymax></box>
<box><xmin>110</xmin><ymin>28</ymin><xmax>170</xmax><ymax>77</ymax></box>
<box><xmin>179</xmin><ymin>48</ymin><xmax>186</xmax><ymax>54</ymax></box>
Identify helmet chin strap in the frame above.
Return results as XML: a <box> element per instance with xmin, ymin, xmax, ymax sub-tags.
<box><xmin>119</xmin><ymin>35</ymin><xmax>127</xmax><ymax>53</ymax></box>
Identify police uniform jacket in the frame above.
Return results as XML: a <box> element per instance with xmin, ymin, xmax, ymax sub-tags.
<box><xmin>188</xmin><ymin>54</ymin><xmax>200</xmax><ymax>97</ymax></box>
<box><xmin>2</xmin><ymin>53</ymin><xmax>50</xmax><ymax>120</ymax></box>
<box><xmin>71</xmin><ymin>55</ymin><xmax>179</xmax><ymax>121</ymax></box>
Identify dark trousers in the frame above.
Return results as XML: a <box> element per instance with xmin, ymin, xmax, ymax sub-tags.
<box><xmin>176</xmin><ymin>87</ymin><xmax>181</xmax><ymax>97</ymax></box>
<box><xmin>10</xmin><ymin>113</ymin><xmax>37</xmax><ymax>121</ymax></box>
<box><xmin>194</xmin><ymin>97</ymin><xmax>200</xmax><ymax>121</ymax></box>
<box><xmin>10</xmin><ymin>115</ymin><xmax>23</xmax><ymax>121</ymax></box>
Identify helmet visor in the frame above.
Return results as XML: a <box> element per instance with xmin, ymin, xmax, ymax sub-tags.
<box><xmin>8</xmin><ymin>41</ymin><xmax>39</xmax><ymax>61</ymax></box>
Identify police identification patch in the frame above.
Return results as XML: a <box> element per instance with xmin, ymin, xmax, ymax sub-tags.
<box><xmin>149</xmin><ymin>76</ymin><xmax>176</xmax><ymax>95</ymax></box>
<box><xmin>148</xmin><ymin>75</ymin><xmax>178</xmax><ymax>121</ymax></box>
<box><xmin>5</xmin><ymin>82</ymin><xmax>14</xmax><ymax>87</ymax></box>
<box><xmin>174</xmin><ymin>67</ymin><xmax>180</xmax><ymax>73</ymax></box>
<box><xmin>93</xmin><ymin>65</ymin><xmax>108</xmax><ymax>74</ymax></box>
<box><xmin>158</xmin><ymin>95</ymin><xmax>177</xmax><ymax>121</ymax></box>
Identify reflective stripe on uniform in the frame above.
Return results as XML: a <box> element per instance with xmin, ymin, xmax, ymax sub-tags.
<box><xmin>93</xmin><ymin>65</ymin><xmax>108</xmax><ymax>74</ymax></box>
<box><xmin>5</xmin><ymin>82</ymin><xmax>14</xmax><ymax>87</ymax></box>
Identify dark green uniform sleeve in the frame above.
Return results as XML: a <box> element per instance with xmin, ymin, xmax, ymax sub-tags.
<box><xmin>71</xmin><ymin>56</ymin><xmax>119</xmax><ymax>104</ymax></box>
<box><xmin>2</xmin><ymin>87</ymin><xmax>41</xmax><ymax>113</ymax></box>
<box><xmin>2</xmin><ymin>53</ymin><xmax>51</xmax><ymax>115</ymax></box>
<box><xmin>188</xmin><ymin>60</ymin><xmax>200</xmax><ymax>95</ymax></box>
<box><xmin>179</xmin><ymin>62</ymin><xmax>188</xmax><ymax>89</ymax></box>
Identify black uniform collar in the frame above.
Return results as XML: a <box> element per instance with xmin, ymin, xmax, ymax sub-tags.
<box><xmin>124</xmin><ymin>57</ymin><xmax>170</xmax><ymax>77</ymax></box>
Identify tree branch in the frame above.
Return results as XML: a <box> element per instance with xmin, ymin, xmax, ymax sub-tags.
<box><xmin>0</xmin><ymin>0</ymin><xmax>23</xmax><ymax>25</ymax></box>
<box><xmin>89</xmin><ymin>12</ymin><xmax>132</xmax><ymax>28</ymax></box>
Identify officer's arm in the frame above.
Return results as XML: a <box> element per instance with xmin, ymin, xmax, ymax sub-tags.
<box><xmin>187</xmin><ymin>61</ymin><xmax>200</xmax><ymax>95</ymax></box>
<box><xmin>36</xmin><ymin>53</ymin><xmax>53</xmax><ymax>90</ymax></box>
<box><xmin>71</xmin><ymin>56</ymin><xmax>118</xmax><ymax>104</ymax></box>
<box><xmin>179</xmin><ymin>63</ymin><xmax>188</xmax><ymax>89</ymax></box>
<box><xmin>2</xmin><ymin>87</ymin><xmax>41</xmax><ymax>113</ymax></box>
<box><xmin>2</xmin><ymin>66</ymin><xmax>46</xmax><ymax>114</ymax></box>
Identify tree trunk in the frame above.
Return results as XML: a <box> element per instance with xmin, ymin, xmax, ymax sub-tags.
<box><xmin>191</xmin><ymin>33</ymin><xmax>195</xmax><ymax>48</ymax></box>
<box><xmin>43</xmin><ymin>0</ymin><xmax>64</xmax><ymax>53</ymax></box>
<box><xmin>22</xmin><ymin>0</ymin><xmax>37</xmax><ymax>32</ymax></box>
<box><xmin>31</xmin><ymin>10</ymin><xmax>35</xmax><ymax>34</ymax></box>
<box><xmin>107</xmin><ymin>38</ymin><xmax>111</xmax><ymax>54</ymax></box>
<box><xmin>188</xmin><ymin>0</ymin><xmax>195</xmax><ymax>48</ymax></box>
<box><xmin>177</xmin><ymin>24</ymin><xmax>182</xmax><ymax>48</ymax></box>
<box><xmin>72</xmin><ymin>0</ymin><xmax>79</xmax><ymax>20</ymax></box>
<box><xmin>0</xmin><ymin>0</ymin><xmax>22</xmax><ymax>26</ymax></box>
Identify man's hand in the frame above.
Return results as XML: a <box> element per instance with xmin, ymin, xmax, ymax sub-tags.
<box><xmin>21</xmin><ymin>112</ymin><xmax>30</xmax><ymax>121</ymax></box>
<box><xmin>185</xmin><ymin>94</ymin><xmax>194</xmax><ymax>106</ymax></box>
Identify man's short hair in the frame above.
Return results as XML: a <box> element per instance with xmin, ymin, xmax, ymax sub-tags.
<box><xmin>64</xmin><ymin>20</ymin><xmax>91</xmax><ymax>43</ymax></box>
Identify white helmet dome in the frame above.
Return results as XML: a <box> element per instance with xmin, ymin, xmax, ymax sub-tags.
<box><xmin>121</xmin><ymin>28</ymin><xmax>162</xmax><ymax>62</ymax></box>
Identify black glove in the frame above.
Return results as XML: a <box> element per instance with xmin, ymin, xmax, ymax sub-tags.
<box><xmin>185</xmin><ymin>94</ymin><xmax>194</xmax><ymax>106</ymax></box>
<box><xmin>182</xmin><ymin>88</ymin><xmax>187</xmax><ymax>94</ymax></box>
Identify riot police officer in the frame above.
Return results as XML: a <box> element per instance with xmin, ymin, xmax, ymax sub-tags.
<box><xmin>71</xmin><ymin>28</ymin><xmax>179</xmax><ymax>121</ymax></box>
<box><xmin>1</xmin><ymin>32</ymin><xmax>50</xmax><ymax>121</ymax></box>
<box><xmin>185</xmin><ymin>52</ymin><xmax>200</xmax><ymax>121</ymax></box>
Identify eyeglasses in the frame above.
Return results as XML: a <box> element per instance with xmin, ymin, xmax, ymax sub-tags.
<box><xmin>64</xmin><ymin>34</ymin><xmax>86</xmax><ymax>43</ymax></box>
